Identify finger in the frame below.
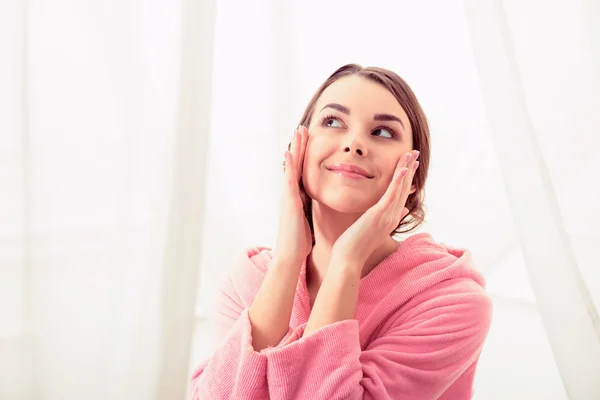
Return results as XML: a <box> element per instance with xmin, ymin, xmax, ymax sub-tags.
<box><xmin>378</xmin><ymin>148</ymin><xmax>418</xmax><ymax>211</ymax></box>
<box><xmin>297</xmin><ymin>126</ymin><xmax>308</xmax><ymax>177</ymax></box>
<box><xmin>403</xmin><ymin>151</ymin><xmax>419</xmax><ymax>194</ymax></box>
<box><xmin>398</xmin><ymin>153</ymin><xmax>412</xmax><ymax>192</ymax></box>
<box><xmin>286</xmin><ymin>151</ymin><xmax>303</xmax><ymax>201</ymax></box>
<box><xmin>378</xmin><ymin>158</ymin><xmax>408</xmax><ymax>210</ymax></box>
<box><xmin>291</xmin><ymin>128</ymin><xmax>299</xmax><ymax>174</ymax></box>
<box><xmin>393</xmin><ymin>167</ymin><xmax>410</xmax><ymax>213</ymax></box>
<box><xmin>396</xmin><ymin>155</ymin><xmax>419</xmax><ymax>214</ymax></box>
<box><xmin>394</xmin><ymin>151</ymin><xmax>412</xmax><ymax>188</ymax></box>
<box><xmin>284</xmin><ymin>150</ymin><xmax>296</xmax><ymax>187</ymax></box>
<box><xmin>377</xmin><ymin>150</ymin><xmax>418</xmax><ymax>222</ymax></box>
<box><xmin>290</xmin><ymin>128</ymin><xmax>301</xmax><ymax>170</ymax></box>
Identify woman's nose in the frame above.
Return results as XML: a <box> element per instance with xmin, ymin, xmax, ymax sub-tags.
<box><xmin>344</xmin><ymin>145</ymin><xmax>364</xmax><ymax>156</ymax></box>
<box><xmin>342</xmin><ymin>132</ymin><xmax>367</xmax><ymax>157</ymax></box>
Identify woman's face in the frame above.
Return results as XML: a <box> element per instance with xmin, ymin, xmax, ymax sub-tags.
<box><xmin>302</xmin><ymin>75</ymin><xmax>413</xmax><ymax>213</ymax></box>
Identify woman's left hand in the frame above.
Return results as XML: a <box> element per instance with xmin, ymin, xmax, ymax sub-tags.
<box><xmin>331</xmin><ymin>150</ymin><xmax>420</xmax><ymax>270</ymax></box>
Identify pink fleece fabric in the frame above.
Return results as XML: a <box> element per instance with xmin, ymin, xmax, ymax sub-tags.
<box><xmin>190</xmin><ymin>232</ymin><xmax>493</xmax><ymax>399</ymax></box>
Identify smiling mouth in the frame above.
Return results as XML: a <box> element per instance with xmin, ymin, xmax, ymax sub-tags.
<box><xmin>325</xmin><ymin>164</ymin><xmax>373</xmax><ymax>179</ymax></box>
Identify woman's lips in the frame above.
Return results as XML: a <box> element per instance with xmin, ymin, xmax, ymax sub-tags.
<box><xmin>326</xmin><ymin>163</ymin><xmax>373</xmax><ymax>179</ymax></box>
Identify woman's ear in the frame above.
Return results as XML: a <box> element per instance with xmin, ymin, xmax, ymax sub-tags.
<box><xmin>409</xmin><ymin>185</ymin><xmax>417</xmax><ymax>195</ymax></box>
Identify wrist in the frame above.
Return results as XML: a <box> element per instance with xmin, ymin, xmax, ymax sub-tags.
<box><xmin>269</xmin><ymin>256</ymin><xmax>303</xmax><ymax>272</ymax></box>
<box><xmin>328</xmin><ymin>255</ymin><xmax>364</xmax><ymax>276</ymax></box>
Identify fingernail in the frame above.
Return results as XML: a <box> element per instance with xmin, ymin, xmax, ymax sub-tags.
<box><xmin>413</xmin><ymin>150</ymin><xmax>420</xmax><ymax>158</ymax></box>
<box><xmin>401</xmin><ymin>168</ymin><xmax>408</xmax><ymax>177</ymax></box>
<box><xmin>414</xmin><ymin>161</ymin><xmax>420</xmax><ymax>170</ymax></box>
<box><xmin>406</xmin><ymin>153</ymin><xmax>412</xmax><ymax>161</ymax></box>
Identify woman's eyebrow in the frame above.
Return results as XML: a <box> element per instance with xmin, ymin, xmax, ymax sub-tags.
<box><xmin>320</xmin><ymin>103</ymin><xmax>405</xmax><ymax>129</ymax></box>
<box><xmin>321</xmin><ymin>103</ymin><xmax>350</xmax><ymax>115</ymax></box>
<box><xmin>374</xmin><ymin>113</ymin><xmax>405</xmax><ymax>129</ymax></box>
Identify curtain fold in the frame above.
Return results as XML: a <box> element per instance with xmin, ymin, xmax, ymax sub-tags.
<box><xmin>463</xmin><ymin>1</ymin><xmax>600</xmax><ymax>397</ymax></box>
<box><xmin>155</xmin><ymin>0</ymin><xmax>215</xmax><ymax>398</ymax></box>
<box><xmin>0</xmin><ymin>0</ymin><xmax>209</xmax><ymax>398</ymax></box>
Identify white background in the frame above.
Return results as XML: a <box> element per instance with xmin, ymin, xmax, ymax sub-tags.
<box><xmin>1</xmin><ymin>0</ymin><xmax>599</xmax><ymax>399</ymax></box>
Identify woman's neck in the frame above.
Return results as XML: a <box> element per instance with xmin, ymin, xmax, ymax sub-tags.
<box><xmin>306</xmin><ymin>201</ymin><xmax>400</xmax><ymax>294</ymax></box>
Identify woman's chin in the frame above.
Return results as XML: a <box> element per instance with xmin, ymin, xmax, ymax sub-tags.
<box><xmin>313</xmin><ymin>193</ymin><xmax>376</xmax><ymax>214</ymax></box>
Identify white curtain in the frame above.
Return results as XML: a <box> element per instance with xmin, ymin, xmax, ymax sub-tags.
<box><xmin>2</xmin><ymin>0</ymin><xmax>599</xmax><ymax>399</ymax></box>
<box><xmin>1</xmin><ymin>0</ymin><xmax>213</xmax><ymax>399</ymax></box>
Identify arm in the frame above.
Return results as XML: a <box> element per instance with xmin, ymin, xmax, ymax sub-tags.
<box><xmin>265</xmin><ymin>279</ymin><xmax>493</xmax><ymax>399</ymax></box>
<box><xmin>249</xmin><ymin>257</ymin><xmax>303</xmax><ymax>351</ymax></box>
<box><xmin>189</xmin><ymin>250</ymin><xmax>305</xmax><ymax>399</ymax></box>
<box><xmin>250</xmin><ymin>124</ymin><xmax>311</xmax><ymax>351</ymax></box>
<box><xmin>190</xmin><ymin>248</ymin><xmax>286</xmax><ymax>400</ymax></box>
<box><xmin>189</xmin><ymin>254</ymin><xmax>270</xmax><ymax>400</ymax></box>
<box><xmin>303</xmin><ymin>260</ymin><xmax>361</xmax><ymax>337</ymax></box>
<box><xmin>191</xmin><ymin>125</ymin><xmax>312</xmax><ymax>398</ymax></box>
<box><xmin>190</xmin><ymin>309</ymin><xmax>269</xmax><ymax>400</ymax></box>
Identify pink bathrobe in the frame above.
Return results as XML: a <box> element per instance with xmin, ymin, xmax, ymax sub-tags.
<box><xmin>190</xmin><ymin>233</ymin><xmax>493</xmax><ymax>399</ymax></box>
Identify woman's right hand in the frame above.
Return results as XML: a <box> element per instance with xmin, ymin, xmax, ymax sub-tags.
<box><xmin>272</xmin><ymin>125</ymin><xmax>312</xmax><ymax>267</ymax></box>
<box><xmin>248</xmin><ymin>126</ymin><xmax>312</xmax><ymax>351</ymax></box>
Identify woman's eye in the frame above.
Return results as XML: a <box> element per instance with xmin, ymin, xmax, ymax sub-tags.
<box><xmin>372</xmin><ymin>128</ymin><xmax>393</xmax><ymax>138</ymax></box>
<box><xmin>324</xmin><ymin>118</ymin><xmax>343</xmax><ymax>128</ymax></box>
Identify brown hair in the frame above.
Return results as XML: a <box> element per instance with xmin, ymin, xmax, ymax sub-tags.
<box><xmin>289</xmin><ymin>63</ymin><xmax>430</xmax><ymax>236</ymax></box>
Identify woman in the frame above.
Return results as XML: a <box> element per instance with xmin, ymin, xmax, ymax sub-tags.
<box><xmin>190</xmin><ymin>64</ymin><xmax>492</xmax><ymax>399</ymax></box>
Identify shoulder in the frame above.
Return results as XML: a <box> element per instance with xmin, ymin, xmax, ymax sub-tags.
<box><xmin>249</xmin><ymin>246</ymin><xmax>274</xmax><ymax>265</ymax></box>
<box><xmin>366</xmin><ymin>275</ymin><xmax>492</xmax><ymax>399</ymax></box>
<box><xmin>395</xmin><ymin>232</ymin><xmax>489</xmax><ymax>291</ymax></box>
<box><xmin>420</xmin><ymin>277</ymin><xmax>493</xmax><ymax>320</ymax></box>
<box><xmin>237</xmin><ymin>246</ymin><xmax>274</xmax><ymax>275</ymax></box>
<box><xmin>219</xmin><ymin>246</ymin><xmax>274</xmax><ymax>308</ymax></box>
<box><xmin>393</xmin><ymin>275</ymin><xmax>493</xmax><ymax>340</ymax></box>
<box><xmin>224</xmin><ymin>245</ymin><xmax>274</xmax><ymax>274</ymax></box>
<box><xmin>382</xmin><ymin>233</ymin><xmax>493</xmax><ymax>331</ymax></box>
